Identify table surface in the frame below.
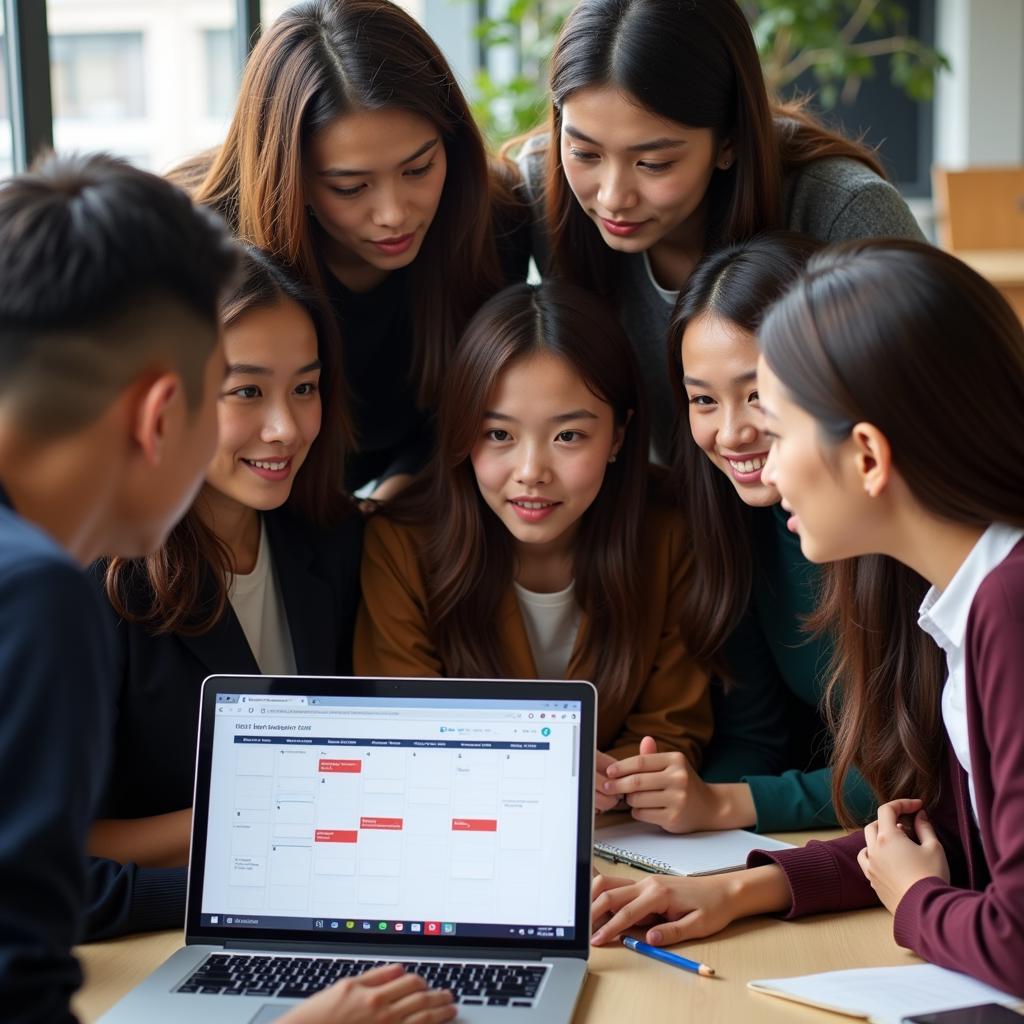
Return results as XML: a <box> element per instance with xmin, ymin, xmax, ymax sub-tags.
<box><xmin>73</xmin><ymin>828</ymin><xmax>926</xmax><ymax>1024</ymax></box>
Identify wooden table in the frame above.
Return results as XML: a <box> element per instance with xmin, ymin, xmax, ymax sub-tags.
<box><xmin>73</xmin><ymin>829</ymin><xmax>924</xmax><ymax>1023</ymax></box>
<box><xmin>956</xmin><ymin>249</ymin><xmax>1024</xmax><ymax>323</ymax></box>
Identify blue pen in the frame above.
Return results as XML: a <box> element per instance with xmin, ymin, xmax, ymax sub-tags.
<box><xmin>622</xmin><ymin>936</ymin><xmax>715</xmax><ymax>977</ymax></box>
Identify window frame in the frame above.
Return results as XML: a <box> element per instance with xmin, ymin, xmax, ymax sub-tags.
<box><xmin>1</xmin><ymin>0</ymin><xmax>259</xmax><ymax>173</ymax></box>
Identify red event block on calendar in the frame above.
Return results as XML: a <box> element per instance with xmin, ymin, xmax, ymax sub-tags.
<box><xmin>314</xmin><ymin>830</ymin><xmax>358</xmax><ymax>843</ymax></box>
<box><xmin>360</xmin><ymin>817</ymin><xmax>404</xmax><ymax>830</ymax></box>
<box><xmin>451</xmin><ymin>819</ymin><xmax>498</xmax><ymax>832</ymax></box>
<box><xmin>318</xmin><ymin>758</ymin><xmax>362</xmax><ymax>773</ymax></box>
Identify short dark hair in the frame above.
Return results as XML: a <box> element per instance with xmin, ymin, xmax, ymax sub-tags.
<box><xmin>0</xmin><ymin>152</ymin><xmax>239</xmax><ymax>436</ymax></box>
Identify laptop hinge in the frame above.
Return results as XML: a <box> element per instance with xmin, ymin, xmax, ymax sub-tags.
<box><xmin>202</xmin><ymin>938</ymin><xmax>585</xmax><ymax>960</ymax></box>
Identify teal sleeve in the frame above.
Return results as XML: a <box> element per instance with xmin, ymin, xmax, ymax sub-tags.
<box><xmin>701</xmin><ymin>608</ymin><xmax>789</xmax><ymax>784</ymax></box>
<box><xmin>745</xmin><ymin>765</ymin><xmax>877</xmax><ymax>833</ymax></box>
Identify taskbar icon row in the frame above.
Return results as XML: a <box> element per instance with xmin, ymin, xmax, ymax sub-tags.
<box><xmin>313</xmin><ymin>919</ymin><xmax>454</xmax><ymax>936</ymax></box>
<box><xmin>203</xmin><ymin>913</ymin><xmax>574</xmax><ymax>940</ymax></box>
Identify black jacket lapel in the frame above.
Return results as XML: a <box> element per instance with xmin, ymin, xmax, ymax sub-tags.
<box><xmin>265</xmin><ymin>510</ymin><xmax>336</xmax><ymax>674</ymax></box>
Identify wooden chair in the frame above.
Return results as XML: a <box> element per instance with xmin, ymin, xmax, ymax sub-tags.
<box><xmin>932</xmin><ymin>166</ymin><xmax>1024</xmax><ymax>250</ymax></box>
<box><xmin>932</xmin><ymin>166</ymin><xmax>1024</xmax><ymax>323</ymax></box>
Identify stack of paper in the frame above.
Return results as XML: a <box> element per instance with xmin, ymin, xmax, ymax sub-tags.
<box><xmin>748</xmin><ymin>964</ymin><xmax>1021</xmax><ymax>1023</ymax></box>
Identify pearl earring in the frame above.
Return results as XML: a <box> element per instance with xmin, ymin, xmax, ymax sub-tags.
<box><xmin>608</xmin><ymin>454</ymin><xmax>617</xmax><ymax>463</ymax></box>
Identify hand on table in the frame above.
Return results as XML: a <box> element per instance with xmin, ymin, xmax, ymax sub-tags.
<box><xmin>590</xmin><ymin>871</ymin><xmax>740</xmax><ymax>947</ymax></box>
<box><xmin>595</xmin><ymin>750</ymin><xmax>625</xmax><ymax>813</ymax></box>
<box><xmin>280</xmin><ymin>964</ymin><xmax>455</xmax><ymax>1024</ymax></box>
<box><xmin>857</xmin><ymin>798</ymin><xmax>950</xmax><ymax>915</ymax></box>
<box><xmin>600</xmin><ymin>736</ymin><xmax>756</xmax><ymax>832</ymax></box>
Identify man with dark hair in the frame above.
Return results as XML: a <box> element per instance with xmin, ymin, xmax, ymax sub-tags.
<box><xmin>0</xmin><ymin>154</ymin><xmax>454</xmax><ymax>1024</ymax></box>
<box><xmin>0</xmin><ymin>154</ymin><xmax>237</xmax><ymax>1024</ymax></box>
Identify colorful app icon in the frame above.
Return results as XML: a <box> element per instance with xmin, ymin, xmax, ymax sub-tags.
<box><xmin>541</xmin><ymin>727</ymin><xmax>551</xmax><ymax>736</ymax></box>
<box><xmin>346</xmin><ymin>921</ymin><xmax>355</xmax><ymax>929</ymax></box>
<box><xmin>410</xmin><ymin>922</ymin><xmax>422</xmax><ymax>933</ymax></box>
<box><xmin>395</xmin><ymin>922</ymin><xmax>405</xmax><ymax>932</ymax></box>
<box><xmin>425</xmin><ymin>921</ymin><xmax>441</xmax><ymax>935</ymax></box>
<box><xmin>361</xmin><ymin>921</ymin><xmax>371</xmax><ymax>930</ymax></box>
<box><xmin>378</xmin><ymin>921</ymin><xmax>388</xmax><ymax>931</ymax></box>
<box><xmin>442</xmin><ymin>922</ymin><xmax>455</xmax><ymax>935</ymax></box>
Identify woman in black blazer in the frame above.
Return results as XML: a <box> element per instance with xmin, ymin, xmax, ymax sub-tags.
<box><xmin>85</xmin><ymin>249</ymin><xmax>361</xmax><ymax>937</ymax></box>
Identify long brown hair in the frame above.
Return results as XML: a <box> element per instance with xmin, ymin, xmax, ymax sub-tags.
<box><xmin>668</xmin><ymin>232</ymin><xmax>821</xmax><ymax>664</ymax></box>
<box><xmin>105</xmin><ymin>247</ymin><xmax>354</xmax><ymax>635</ymax></box>
<box><xmin>387</xmin><ymin>281</ymin><xmax>649</xmax><ymax>699</ymax></box>
<box><xmin>183</xmin><ymin>0</ymin><xmax>513</xmax><ymax>408</ymax></box>
<box><xmin>759</xmin><ymin>239</ymin><xmax>1024</xmax><ymax>824</ymax></box>
<box><xmin>540</xmin><ymin>0</ymin><xmax>885</xmax><ymax>297</ymax></box>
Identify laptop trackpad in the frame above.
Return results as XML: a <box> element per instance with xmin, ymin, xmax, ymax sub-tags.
<box><xmin>248</xmin><ymin>1006</ymin><xmax>292</xmax><ymax>1023</ymax></box>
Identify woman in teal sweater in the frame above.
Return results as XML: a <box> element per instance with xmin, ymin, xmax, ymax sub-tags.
<box><xmin>600</xmin><ymin>233</ymin><xmax>874</xmax><ymax>832</ymax></box>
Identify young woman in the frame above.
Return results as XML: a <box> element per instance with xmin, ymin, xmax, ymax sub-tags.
<box><xmin>181</xmin><ymin>0</ymin><xmax>529</xmax><ymax>494</ymax></box>
<box><xmin>600</xmin><ymin>233</ymin><xmax>875</xmax><ymax>834</ymax></box>
<box><xmin>515</xmin><ymin>0</ymin><xmax>923</xmax><ymax>463</ymax></box>
<box><xmin>591</xmin><ymin>240</ymin><xmax>1024</xmax><ymax>997</ymax></box>
<box><xmin>355</xmin><ymin>281</ymin><xmax>711</xmax><ymax>769</ymax></box>
<box><xmin>86</xmin><ymin>249</ymin><xmax>362</xmax><ymax>937</ymax></box>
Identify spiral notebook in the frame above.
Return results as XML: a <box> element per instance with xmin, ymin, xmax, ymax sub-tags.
<box><xmin>593</xmin><ymin>820</ymin><xmax>794</xmax><ymax>876</ymax></box>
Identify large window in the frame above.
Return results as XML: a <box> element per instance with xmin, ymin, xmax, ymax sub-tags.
<box><xmin>51</xmin><ymin>33</ymin><xmax>145</xmax><ymax>119</ymax></box>
<box><xmin>47</xmin><ymin>0</ymin><xmax>239</xmax><ymax>173</ymax></box>
<box><xmin>1</xmin><ymin>10</ymin><xmax>12</xmax><ymax>177</ymax></box>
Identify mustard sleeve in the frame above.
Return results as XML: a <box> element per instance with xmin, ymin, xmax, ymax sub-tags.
<box><xmin>602</xmin><ymin>513</ymin><xmax>712</xmax><ymax>766</ymax></box>
<box><xmin>353</xmin><ymin>517</ymin><xmax>444</xmax><ymax>677</ymax></box>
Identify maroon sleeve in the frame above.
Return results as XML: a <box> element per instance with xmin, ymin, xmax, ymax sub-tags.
<box><xmin>892</xmin><ymin>563</ymin><xmax>1024</xmax><ymax>997</ymax></box>
<box><xmin>746</xmin><ymin>829</ymin><xmax>879</xmax><ymax>917</ymax></box>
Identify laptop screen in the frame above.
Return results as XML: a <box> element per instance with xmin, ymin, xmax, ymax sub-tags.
<box><xmin>187</xmin><ymin>677</ymin><xmax>595</xmax><ymax>954</ymax></box>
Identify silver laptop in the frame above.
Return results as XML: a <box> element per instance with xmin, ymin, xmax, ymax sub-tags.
<box><xmin>99</xmin><ymin>674</ymin><xmax>596</xmax><ymax>1023</ymax></box>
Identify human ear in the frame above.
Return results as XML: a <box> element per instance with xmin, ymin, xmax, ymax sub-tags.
<box><xmin>716</xmin><ymin>138</ymin><xmax>735</xmax><ymax>170</ymax></box>
<box><xmin>610</xmin><ymin>409</ymin><xmax>633</xmax><ymax>461</ymax></box>
<box><xmin>132</xmin><ymin>372</ymin><xmax>184</xmax><ymax>467</ymax></box>
<box><xmin>850</xmin><ymin>421</ymin><xmax>891</xmax><ymax>498</ymax></box>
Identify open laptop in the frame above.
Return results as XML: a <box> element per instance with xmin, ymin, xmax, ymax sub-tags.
<box><xmin>99</xmin><ymin>674</ymin><xmax>596</xmax><ymax>1023</ymax></box>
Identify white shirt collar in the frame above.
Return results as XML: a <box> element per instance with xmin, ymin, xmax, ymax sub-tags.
<box><xmin>918</xmin><ymin>522</ymin><xmax>1024</xmax><ymax>652</ymax></box>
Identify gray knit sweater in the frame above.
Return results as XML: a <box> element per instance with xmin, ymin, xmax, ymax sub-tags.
<box><xmin>518</xmin><ymin>143</ymin><xmax>926</xmax><ymax>461</ymax></box>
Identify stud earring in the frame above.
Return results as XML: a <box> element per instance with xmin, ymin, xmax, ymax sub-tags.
<box><xmin>608</xmin><ymin>454</ymin><xmax>618</xmax><ymax>464</ymax></box>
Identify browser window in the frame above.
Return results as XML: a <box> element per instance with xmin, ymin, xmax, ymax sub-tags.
<box><xmin>201</xmin><ymin>695</ymin><xmax>583</xmax><ymax>941</ymax></box>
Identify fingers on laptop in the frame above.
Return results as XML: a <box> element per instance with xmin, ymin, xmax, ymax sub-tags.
<box><xmin>283</xmin><ymin>964</ymin><xmax>455</xmax><ymax>1023</ymax></box>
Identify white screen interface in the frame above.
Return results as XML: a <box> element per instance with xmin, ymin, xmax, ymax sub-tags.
<box><xmin>200</xmin><ymin>694</ymin><xmax>584</xmax><ymax>941</ymax></box>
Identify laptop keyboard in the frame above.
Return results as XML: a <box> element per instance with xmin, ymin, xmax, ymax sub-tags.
<box><xmin>176</xmin><ymin>953</ymin><xmax>548</xmax><ymax>1007</ymax></box>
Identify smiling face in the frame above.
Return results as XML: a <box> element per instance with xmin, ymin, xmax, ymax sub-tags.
<box><xmin>469</xmin><ymin>351</ymin><xmax>625</xmax><ymax>558</ymax></box>
<box><xmin>203</xmin><ymin>298</ymin><xmax>322</xmax><ymax>517</ymax></box>
<box><xmin>304</xmin><ymin>107</ymin><xmax>447</xmax><ymax>291</ymax></box>
<box><xmin>682</xmin><ymin>314</ymin><xmax>778</xmax><ymax>507</ymax></box>
<box><xmin>559</xmin><ymin>85</ymin><xmax>730</xmax><ymax>261</ymax></box>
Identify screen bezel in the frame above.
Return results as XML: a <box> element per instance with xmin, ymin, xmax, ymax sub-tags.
<box><xmin>186</xmin><ymin>674</ymin><xmax>595</xmax><ymax>957</ymax></box>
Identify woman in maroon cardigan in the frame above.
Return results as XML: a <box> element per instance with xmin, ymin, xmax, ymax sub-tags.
<box><xmin>590</xmin><ymin>239</ymin><xmax>1024</xmax><ymax>997</ymax></box>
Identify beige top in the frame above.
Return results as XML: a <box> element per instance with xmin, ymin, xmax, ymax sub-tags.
<box><xmin>512</xmin><ymin>579</ymin><xmax>581</xmax><ymax>679</ymax></box>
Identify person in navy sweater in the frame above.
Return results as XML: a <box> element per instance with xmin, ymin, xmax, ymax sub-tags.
<box><xmin>590</xmin><ymin>240</ymin><xmax>1024</xmax><ymax>997</ymax></box>
<box><xmin>0</xmin><ymin>155</ymin><xmax>454</xmax><ymax>1023</ymax></box>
